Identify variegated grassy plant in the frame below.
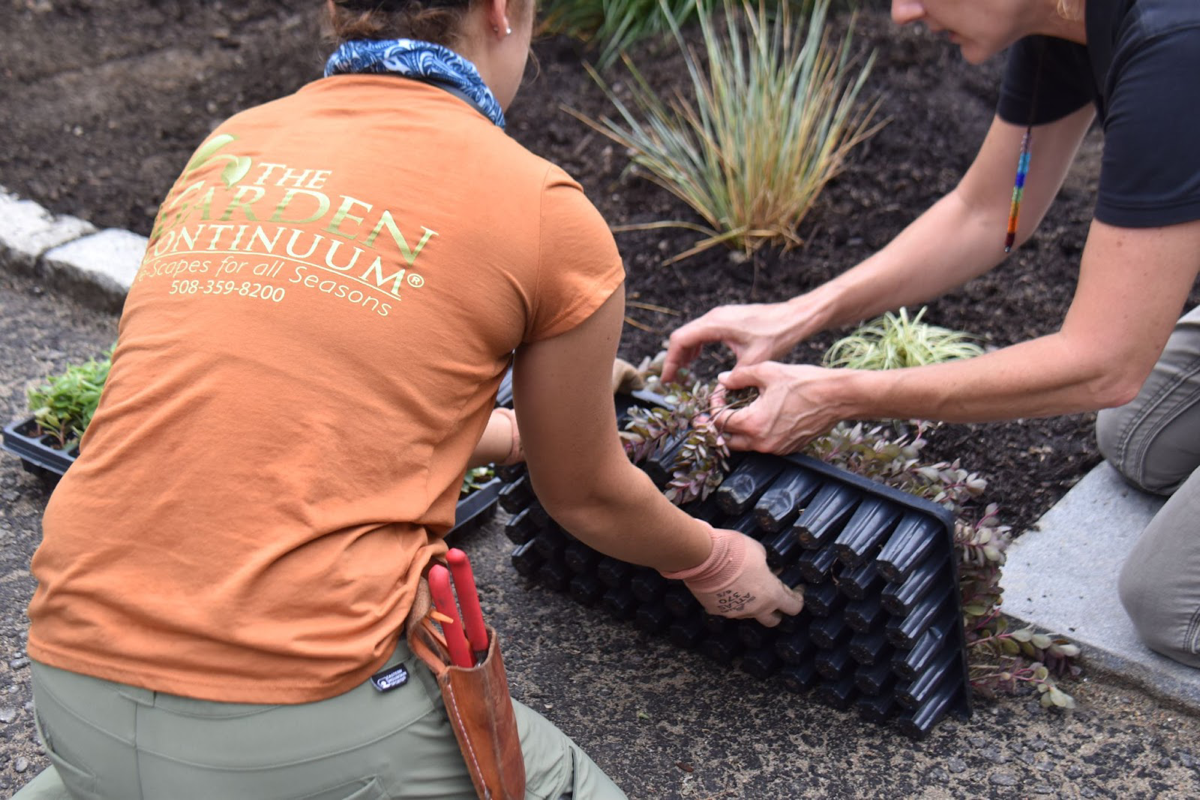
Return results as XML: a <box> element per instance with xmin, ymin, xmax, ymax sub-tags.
<box><xmin>571</xmin><ymin>0</ymin><xmax>881</xmax><ymax>262</ymax></box>
<box><xmin>823</xmin><ymin>306</ymin><xmax>985</xmax><ymax>370</ymax></box>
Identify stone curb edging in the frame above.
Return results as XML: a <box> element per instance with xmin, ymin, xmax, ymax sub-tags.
<box><xmin>0</xmin><ymin>186</ymin><xmax>144</xmax><ymax>314</ymax></box>
<box><xmin>1003</xmin><ymin>462</ymin><xmax>1200</xmax><ymax>717</ymax></box>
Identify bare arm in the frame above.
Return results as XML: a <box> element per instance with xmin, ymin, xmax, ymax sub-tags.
<box><xmin>719</xmin><ymin>218</ymin><xmax>1200</xmax><ymax>452</ymax></box>
<box><xmin>513</xmin><ymin>285</ymin><xmax>711</xmax><ymax>571</ymax></box>
<box><xmin>663</xmin><ymin>107</ymin><xmax>1096</xmax><ymax>380</ymax></box>
<box><xmin>807</xmin><ymin>106</ymin><xmax>1096</xmax><ymax>329</ymax></box>
<box><xmin>467</xmin><ymin>408</ymin><xmax>518</xmax><ymax>469</ymax></box>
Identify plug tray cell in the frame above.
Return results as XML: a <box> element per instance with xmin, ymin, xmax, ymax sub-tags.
<box><xmin>1</xmin><ymin>418</ymin><xmax>77</xmax><ymax>478</ymax></box>
<box><xmin>503</xmin><ymin>391</ymin><xmax>972</xmax><ymax>738</ymax></box>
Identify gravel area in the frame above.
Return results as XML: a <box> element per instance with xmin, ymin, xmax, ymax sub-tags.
<box><xmin>0</xmin><ymin>269</ymin><xmax>116</xmax><ymax>799</ymax></box>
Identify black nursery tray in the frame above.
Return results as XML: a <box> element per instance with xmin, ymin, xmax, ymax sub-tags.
<box><xmin>1</xmin><ymin>417</ymin><xmax>78</xmax><ymax>479</ymax></box>
<box><xmin>2</xmin><ymin>416</ymin><xmax>503</xmax><ymax>537</ymax></box>
<box><xmin>449</xmin><ymin>477</ymin><xmax>504</xmax><ymax>539</ymax></box>
<box><xmin>501</xmin><ymin>392</ymin><xmax>972</xmax><ymax>739</ymax></box>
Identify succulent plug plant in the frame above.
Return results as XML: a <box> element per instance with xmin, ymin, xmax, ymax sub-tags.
<box><xmin>462</xmin><ymin>465</ymin><xmax>496</xmax><ymax>497</ymax></box>
<box><xmin>622</xmin><ymin>379</ymin><xmax>735</xmax><ymax>504</ymax></box>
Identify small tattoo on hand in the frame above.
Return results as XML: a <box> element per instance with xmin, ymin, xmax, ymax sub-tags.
<box><xmin>715</xmin><ymin>589</ymin><xmax>755</xmax><ymax>613</ymax></box>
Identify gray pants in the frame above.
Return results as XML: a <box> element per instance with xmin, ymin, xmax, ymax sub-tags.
<box><xmin>1097</xmin><ymin>305</ymin><xmax>1200</xmax><ymax>668</ymax></box>
<box><xmin>14</xmin><ymin>637</ymin><xmax>627</xmax><ymax>800</ymax></box>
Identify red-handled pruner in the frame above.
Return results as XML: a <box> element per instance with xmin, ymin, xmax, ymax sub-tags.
<box><xmin>447</xmin><ymin>548</ymin><xmax>489</xmax><ymax>664</ymax></box>
<box><xmin>428</xmin><ymin>564</ymin><xmax>474</xmax><ymax>669</ymax></box>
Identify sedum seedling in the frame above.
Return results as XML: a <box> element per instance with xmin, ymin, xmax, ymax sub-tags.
<box><xmin>462</xmin><ymin>465</ymin><xmax>496</xmax><ymax>497</ymax></box>
<box><xmin>621</xmin><ymin>375</ymin><xmax>744</xmax><ymax>504</ymax></box>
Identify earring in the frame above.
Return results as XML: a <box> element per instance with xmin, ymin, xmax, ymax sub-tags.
<box><xmin>505</xmin><ymin>25</ymin><xmax>513</xmax><ymax>35</ymax></box>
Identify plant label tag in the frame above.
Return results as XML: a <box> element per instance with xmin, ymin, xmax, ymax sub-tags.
<box><xmin>369</xmin><ymin>664</ymin><xmax>409</xmax><ymax>692</ymax></box>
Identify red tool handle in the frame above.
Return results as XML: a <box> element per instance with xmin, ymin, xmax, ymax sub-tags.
<box><xmin>447</xmin><ymin>548</ymin><xmax>489</xmax><ymax>660</ymax></box>
<box><xmin>428</xmin><ymin>564</ymin><xmax>474</xmax><ymax>669</ymax></box>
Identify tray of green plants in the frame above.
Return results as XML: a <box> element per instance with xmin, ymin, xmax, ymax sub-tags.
<box><xmin>2</xmin><ymin>352</ymin><xmax>111</xmax><ymax>479</ymax></box>
<box><xmin>2</xmin><ymin>418</ymin><xmax>82</xmax><ymax>478</ymax></box>
<box><xmin>501</xmin><ymin>389</ymin><xmax>973</xmax><ymax>739</ymax></box>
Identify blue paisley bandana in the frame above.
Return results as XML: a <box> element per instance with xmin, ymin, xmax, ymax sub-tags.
<box><xmin>324</xmin><ymin>39</ymin><xmax>506</xmax><ymax>129</ymax></box>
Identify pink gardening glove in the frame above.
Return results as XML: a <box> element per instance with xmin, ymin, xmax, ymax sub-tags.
<box><xmin>661</xmin><ymin>523</ymin><xmax>805</xmax><ymax>626</ymax></box>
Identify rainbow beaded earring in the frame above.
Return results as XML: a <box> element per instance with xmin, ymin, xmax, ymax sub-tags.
<box><xmin>1004</xmin><ymin>131</ymin><xmax>1032</xmax><ymax>253</ymax></box>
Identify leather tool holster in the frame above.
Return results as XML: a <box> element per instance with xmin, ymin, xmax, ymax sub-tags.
<box><xmin>406</xmin><ymin>578</ymin><xmax>526</xmax><ymax>800</ymax></box>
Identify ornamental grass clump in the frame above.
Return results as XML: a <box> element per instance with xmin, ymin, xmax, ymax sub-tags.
<box><xmin>573</xmin><ymin>0</ymin><xmax>881</xmax><ymax>262</ymax></box>
<box><xmin>26</xmin><ymin>352</ymin><xmax>112</xmax><ymax>449</ymax></box>
<box><xmin>539</xmin><ymin>0</ymin><xmax>699</xmax><ymax>71</ymax></box>
<box><xmin>823</xmin><ymin>306</ymin><xmax>985</xmax><ymax>370</ymax></box>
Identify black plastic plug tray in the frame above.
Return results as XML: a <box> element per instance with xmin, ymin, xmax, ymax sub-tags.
<box><xmin>1</xmin><ymin>418</ymin><xmax>78</xmax><ymax>479</ymax></box>
<box><xmin>448</xmin><ymin>477</ymin><xmax>504</xmax><ymax>539</ymax></box>
<box><xmin>502</xmin><ymin>391</ymin><xmax>972</xmax><ymax>738</ymax></box>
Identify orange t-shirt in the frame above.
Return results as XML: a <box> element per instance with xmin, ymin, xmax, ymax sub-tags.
<box><xmin>26</xmin><ymin>76</ymin><xmax>625</xmax><ymax>703</ymax></box>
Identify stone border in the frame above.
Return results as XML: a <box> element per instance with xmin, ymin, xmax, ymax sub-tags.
<box><xmin>0</xmin><ymin>186</ymin><xmax>144</xmax><ymax>314</ymax></box>
<box><xmin>1004</xmin><ymin>462</ymin><xmax>1200</xmax><ymax>716</ymax></box>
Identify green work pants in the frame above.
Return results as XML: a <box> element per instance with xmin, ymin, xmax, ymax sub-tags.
<box><xmin>1097</xmin><ymin>304</ymin><xmax>1200</xmax><ymax>668</ymax></box>
<box><xmin>15</xmin><ymin>637</ymin><xmax>627</xmax><ymax>800</ymax></box>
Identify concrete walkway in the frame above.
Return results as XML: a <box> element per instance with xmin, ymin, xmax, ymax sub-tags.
<box><xmin>1004</xmin><ymin>462</ymin><xmax>1200</xmax><ymax>713</ymax></box>
<box><xmin>0</xmin><ymin>188</ymin><xmax>144</xmax><ymax>314</ymax></box>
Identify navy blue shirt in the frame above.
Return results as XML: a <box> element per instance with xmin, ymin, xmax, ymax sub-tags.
<box><xmin>997</xmin><ymin>0</ymin><xmax>1200</xmax><ymax>228</ymax></box>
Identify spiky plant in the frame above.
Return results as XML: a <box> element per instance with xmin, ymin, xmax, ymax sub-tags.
<box><xmin>571</xmin><ymin>0</ymin><xmax>881</xmax><ymax>262</ymax></box>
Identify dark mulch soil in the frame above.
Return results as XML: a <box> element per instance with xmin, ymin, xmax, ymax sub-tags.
<box><xmin>3</xmin><ymin>1</ymin><xmax>1174</xmax><ymax>534</ymax></box>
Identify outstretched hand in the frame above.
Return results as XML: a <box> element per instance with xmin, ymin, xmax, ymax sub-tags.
<box><xmin>662</xmin><ymin>300</ymin><xmax>808</xmax><ymax>383</ymax></box>
<box><xmin>712</xmin><ymin>362</ymin><xmax>850</xmax><ymax>454</ymax></box>
<box><xmin>662</xmin><ymin>523</ymin><xmax>805</xmax><ymax>627</ymax></box>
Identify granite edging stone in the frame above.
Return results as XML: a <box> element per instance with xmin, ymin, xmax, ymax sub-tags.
<box><xmin>0</xmin><ymin>186</ymin><xmax>143</xmax><ymax>314</ymax></box>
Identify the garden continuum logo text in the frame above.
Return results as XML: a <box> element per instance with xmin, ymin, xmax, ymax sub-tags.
<box><xmin>138</xmin><ymin>134</ymin><xmax>436</xmax><ymax>318</ymax></box>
